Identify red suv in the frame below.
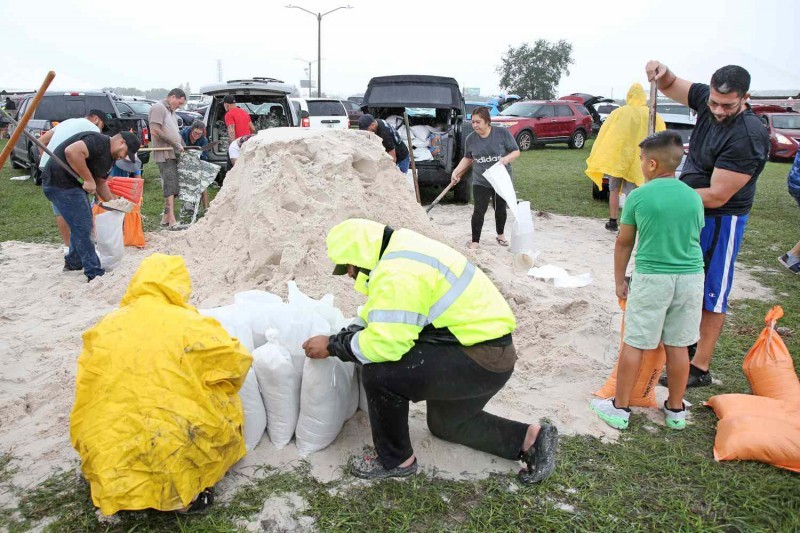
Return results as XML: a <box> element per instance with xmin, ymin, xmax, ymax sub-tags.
<box><xmin>755</xmin><ymin>111</ymin><xmax>800</xmax><ymax>161</ymax></box>
<box><xmin>491</xmin><ymin>100</ymin><xmax>593</xmax><ymax>151</ymax></box>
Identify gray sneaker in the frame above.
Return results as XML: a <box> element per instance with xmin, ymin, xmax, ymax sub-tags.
<box><xmin>662</xmin><ymin>401</ymin><xmax>688</xmax><ymax>430</ymax></box>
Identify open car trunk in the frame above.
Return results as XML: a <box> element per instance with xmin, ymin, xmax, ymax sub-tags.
<box><xmin>205</xmin><ymin>95</ymin><xmax>292</xmax><ymax>162</ymax></box>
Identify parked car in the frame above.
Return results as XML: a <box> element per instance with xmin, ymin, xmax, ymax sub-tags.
<box><xmin>176</xmin><ymin>109</ymin><xmax>203</xmax><ymax>129</ymax></box>
<box><xmin>595</xmin><ymin>102</ymin><xmax>620</xmax><ymax>122</ymax></box>
<box><xmin>342</xmin><ymin>100</ymin><xmax>363</xmax><ymax>128</ymax></box>
<box><xmin>200</xmin><ymin>77</ymin><xmax>298</xmax><ymax>176</ymax></box>
<box><xmin>185</xmin><ymin>94</ymin><xmax>211</xmax><ymax>111</ymax></box>
<box><xmin>753</xmin><ymin>111</ymin><xmax>799</xmax><ymax>161</ymax></box>
<box><xmin>8</xmin><ymin>91</ymin><xmax>149</xmax><ymax>182</ymax></box>
<box><xmin>492</xmin><ymin>100</ymin><xmax>593</xmax><ymax>151</ymax></box>
<box><xmin>465</xmin><ymin>95</ymin><xmax>521</xmax><ymax>119</ymax></box>
<box><xmin>113</xmin><ymin>101</ymin><xmax>151</xmax><ymax>164</ymax></box>
<box><xmin>559</xmin><ymin>93</ymin><xmax>614</xmax><ymax>134</ymax></box>
<box><xmin>362</xmin><ymin>75</ymin><xmax>469</xmax><ymax>201</ymax></box>
<box><xmin>289</xmin><ymin>98</ymin><xmax>348</xmax><ymax>130</ymax></box>
<box><xmin>347</xmin><ymin>95</ymin><xmax>364</xmax><ymax>105</ymax></box>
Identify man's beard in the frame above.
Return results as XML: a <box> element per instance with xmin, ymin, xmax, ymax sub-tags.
<box><xmin>712</xmin><ymin>113</ymin><xmax>737</xmax><ymax>127</ymax></box>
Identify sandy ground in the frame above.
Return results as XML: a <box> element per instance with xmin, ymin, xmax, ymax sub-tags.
<box><xmin>0</xmin><ymin>129</ymin><xmax>773</xmax><ymax>501</ymax></box>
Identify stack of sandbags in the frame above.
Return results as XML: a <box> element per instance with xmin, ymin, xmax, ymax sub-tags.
<box><xmin>200</xmin><ymin>283</ymin><xmax>360</xmax><ymax>455</ymax></box>
<box><xmin>706</xmin><ymin>306</ymin><xmax>800</xmax><ymax>472</ymax></box>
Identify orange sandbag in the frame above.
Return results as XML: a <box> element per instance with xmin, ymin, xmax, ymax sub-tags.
<box><xmin>123</xmin><ymin>201</ymin><xmax>145</xmax><ymax>248</ymax></box>
<box><xmin>705</xmin><ymin>393</ymin><xmax>800</xmax><ymax>420</ymax></box>
<box><xmin>594</xmin><ymin>299</ymin><xmax>666</xmax><ymax>408</ymax></box>
<box><xmin>107</xmin><ymin>177</ymin><xmax>144</xmax><ymax>203</ymax></box>
<box><xmin>713</xmin><ymin>413</ymin><xmax>800</xmax><ymax>473</ymax></box>
<box><xmin>742</xmin><ymin>306</ymin><xmax>800</xmax><ymax>406</ymax></box>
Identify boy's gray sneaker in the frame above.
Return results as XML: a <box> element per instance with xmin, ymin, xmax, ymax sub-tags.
<box><xmin>590</xmin><ymin>398</ymin><xmax>630</xmax><ymax>430</ymax></box>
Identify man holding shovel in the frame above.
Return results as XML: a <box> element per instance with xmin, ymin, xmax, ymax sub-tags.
<box><xmin>41</xmin><ymin>131</ymin><xmax>140</xmax><ymax>281</ymax></box>
<box><xmin>646</xmin><ymin>61</ymin><xmax>769</xmax><ymax>387</ymax></box>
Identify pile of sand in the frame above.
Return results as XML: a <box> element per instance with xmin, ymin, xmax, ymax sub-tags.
<box><xmin>0</xmin><ymin>129</ymin><xmax>773</xmax><ymax>494</ymax></box>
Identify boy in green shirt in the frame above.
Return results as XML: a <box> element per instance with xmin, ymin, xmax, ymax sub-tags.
<box><xmin>592</xmin><ymin>131</ymin><xmax>704</xmax><ymax>430</ymax></box>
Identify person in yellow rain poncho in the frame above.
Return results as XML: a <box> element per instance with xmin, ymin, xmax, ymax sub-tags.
<box><xmin>585</xmin><ymin>83</ymin><xmax>666</xmax><ymax>232</ymax></box>
<box><xmin>70</xmin><ymin>254</ymin><xmax>252</xmax><ymax>516</ymax></box>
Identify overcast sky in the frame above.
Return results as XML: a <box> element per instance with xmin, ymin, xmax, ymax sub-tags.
<box><xmin>2</xmin><ymin>0</ymin><xmax>798</xmax><ymax>100</ymax></box>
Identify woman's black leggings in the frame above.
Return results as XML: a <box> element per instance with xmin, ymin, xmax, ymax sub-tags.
<box><xmin>471</xmin><ymin>184</ymin><xmax>507</xmax><ymax>243</ymax></box>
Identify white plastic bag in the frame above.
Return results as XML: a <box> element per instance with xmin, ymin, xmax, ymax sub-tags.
<box><xmin>199</xmin><ymin>306</ymin><xmax>255</xmax><ymax>353</ymax></box>
<box><xmin>510</xmin><ymin>201</ymin><xmax>535</xmax><ymax>254</ymax></box>
<box><xmin>295</xmin><ymin>357</ymin><xmax>358</xmax><ymax>455</ymax></box>
<box><xmin>251</xmin><ymin>329</ymin><xmax>302</xmax><ymax>449</ymax></box>
<box><xmin>483</xmin><ymin>161</ymin><xmax>518</xmax><ymax>218</ymax></box>
<box><xmin>239</xmin><ymin>368</ymin><xmax>267</xmax><ymax>451</ymax></box>
<box><xmin>95</xmin><ymin>210</ymin><xmax>125</xmax><ymax>270</ymax></box>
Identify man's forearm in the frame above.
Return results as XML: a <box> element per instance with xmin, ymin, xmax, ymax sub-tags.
<box><xmin>151</xmin><ymin>123</ymin><xmax>182</xmax><ymax>148</ymax></box>
<box><xmin>95</xmin><ymin>179</ymin><xmax>112</xmax><ymax>202</ymax></box>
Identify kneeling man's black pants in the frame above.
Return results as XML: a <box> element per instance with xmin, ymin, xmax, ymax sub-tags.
<box><xmin>361</xmin><ymin>342</ymin><xmax>528</xmax><ymax>470</ymax></box>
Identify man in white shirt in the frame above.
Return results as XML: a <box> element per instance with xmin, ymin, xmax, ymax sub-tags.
<box><xmin>38</xmin><ymin>110</ymin><xmax>107</xmax><ymax>251</ymax></box>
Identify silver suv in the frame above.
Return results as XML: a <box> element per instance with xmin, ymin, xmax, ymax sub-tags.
<box><xmin>200</xmin><ymin>78</ymin><xmax>299</xmax><ymax>174</ymax></box>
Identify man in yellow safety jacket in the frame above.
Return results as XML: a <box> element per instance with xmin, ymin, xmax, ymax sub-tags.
<box><xmin>302</xmin><ymin>219</ymin><xmax>558</xmax><ymax>482</ymax></box>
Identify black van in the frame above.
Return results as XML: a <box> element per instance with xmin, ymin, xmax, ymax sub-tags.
<box><xmin>362</xmin><ymin>75</ymin><xmax>469</xmax><ymax>202</ymax></box>
<box><xmin>8</xmin><ymin>91</ymin><xmax>149</xmax><ymax>183</ymax></box>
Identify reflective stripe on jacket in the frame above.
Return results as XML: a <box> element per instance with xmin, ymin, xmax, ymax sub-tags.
<box><xmin>326</xmin><ymin>219</ymin><xmax>516</xmax><ymax>363</ymax></box>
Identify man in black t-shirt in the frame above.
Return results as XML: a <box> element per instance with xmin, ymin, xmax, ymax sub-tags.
<box><xmin>41</xmin><ymin>131</ymin><xmax>140</xmax><ymax>281</ymax></box>
<box><xmin>358</xmin><ymin>114</ymin><xmax>411</xmax><ymax>173</ymax></box>
<box><xmin>645</xmin><ymin>61</ymin><xmax>769</xmax><ymax>388</ymax></box>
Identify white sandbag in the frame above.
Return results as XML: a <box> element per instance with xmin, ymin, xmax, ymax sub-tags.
<box><xmin>280</xmin><ymin>312</ymin><xmax>331</xmax><ymax>374</ymax></box>
<box><xmin>413</xmin><ymin>146</ymin><xmax>434</xmax><ymax>162</ymax></box>
<box><xmin>233</xmin><ymin>290</ymin><xmax>283</xmax><ymax>347</ymax></box>
<box><xmin>385</xmin><ymin>115</ymin><xmax>403</xmax><ymax>129</ymax></box>
<box><xmin>251</xmin><ymin>329</ymin><xmax>302</xmax><ymax>449</ymax></box>
<box><xmin>287</xmin><ymin>281</ymin><xmax>348</xmax><ymax>333</ymax></box>
<box><xmin>510</xmin><ymin>201</ymin><xmax>535</xmax><ymax>255</ymax></box>
<box><xmin>356</xmin><ymin>365</ymin><xmax>369</xmax><ymax>414</ymax></box>
<box><xmin>95</xmin><ymin>210</ymin><xmax>125</xmax><ymax>270</ymax></box>
<box><xmin>295</xmin><ymin>357</ymin><xmax>358</xmax><ymax>455</ymax></box>
<box><xmin>239</xmin><ymin>368</ymin><xmax>267</xmax><ymax>451</ymax></box>
<box><xmin>396</xmin><ymin>125</ymin><xmax>409</xmax><ymax>141</ymax></box>
<box><xmin>199</xmin><ymin>306</ymin><xmax>255</xmax><ymax>353</ymax></box>
<box><xmin>411</xmin><ymin>125</ymin><xmax>431</xmax><ymax>140</ymax></box>
<box><xmin>483</xmin><ymin>161</ymin><xmax>518</xmax><ymax>218</ymax></box>
<box><xmin>411</xmin><ymin>138</ymin><xmax>430</xmax><ymax>149</ymax></box>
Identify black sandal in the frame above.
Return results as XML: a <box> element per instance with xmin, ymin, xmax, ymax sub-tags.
<box><xmin>176</xmin><ymin>488</ymin><xmax>214</xmax><ymax>514</ymax></box>
<box><xmin>518</xmin><ymin>424</ymin><xmax>558</xmax><ymax>484</ymax></box>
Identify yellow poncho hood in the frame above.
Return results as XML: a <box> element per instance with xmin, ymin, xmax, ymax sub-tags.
<box><xmin>585</xmin><ymin>83</ymin><xmax>666</xmax><ymax>187</ymax></box>
<box><xmin>70</xmin><ymin>254</ymin><xmax>252</xmax><ymax>515</ymax></box>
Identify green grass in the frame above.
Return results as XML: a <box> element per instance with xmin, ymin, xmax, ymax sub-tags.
<box><xmin>1</xmin><ymin>137</ymin><xmax>799</xmax><ymax>531</ymax></box>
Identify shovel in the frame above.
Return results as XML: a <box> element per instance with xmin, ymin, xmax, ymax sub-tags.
<box><xmin>426</xmin><ymin>181</ymin><xmax>455</xmax><ymax>214</ymax></box>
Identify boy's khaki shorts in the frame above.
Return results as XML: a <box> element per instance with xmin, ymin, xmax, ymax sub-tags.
<box><xmin>624</xmin><ymin>273</ymin><xmax>704</xmax><ymax>350</ymax></box>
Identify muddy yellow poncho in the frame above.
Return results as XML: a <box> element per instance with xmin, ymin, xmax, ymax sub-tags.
<box><xmin>585</xmin><ymin>83</ymin><xmax>666</xmax><ymax>188</ymax></box>
<box><xmin>70</xmin><ymin>254</ymin><xmax>252</xmax><ymax>515</ymax></box>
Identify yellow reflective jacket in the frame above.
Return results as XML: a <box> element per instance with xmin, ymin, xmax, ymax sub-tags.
<box><xmin>327</xmin><ymin>219</ymin><xmax>516</xmax><ymax>363</ymax></box>
<box><xmin>585</xmin><ymin>83</ymin><xmax>666</xmax><ymax>188</ymax></box>
<box><xmin>69</xmin><ymin>254</ymin><xmax>252</xmax><ymax>515</ymax></box>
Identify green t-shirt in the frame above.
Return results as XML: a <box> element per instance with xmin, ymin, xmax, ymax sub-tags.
<box><xmin>620</xmin><ymin>178</ymin><xmax>705</xmax><ymax>274</ymax></box>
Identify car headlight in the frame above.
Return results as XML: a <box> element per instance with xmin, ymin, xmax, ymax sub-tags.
<box><xmin>494</xmin><ymin>122</ymin><xmax>517</xmax><ymax>128</ymax></box>
<box><xmin>775</xmin><ymin>133</ymin><xmax>794</xmax><ymax>145</ymax></box>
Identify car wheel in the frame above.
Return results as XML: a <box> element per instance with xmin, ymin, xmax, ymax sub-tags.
<box><xmin>453</xmin><ymin>175</ymin><xmax>472</xmax><ymax>203</ymax></box>
<box><xmin>28</xmin><ymin>148</ymin><xmax>42</xmax><ymax>185</ymax></box>
<box><xmin>569</xmin><ymin>130</ymin><xmax>586</xmax><ymax>149</ymax></box>
<box><xmin>515</xmin><ymin>131</ymin><xmax>533</xmax><ymax>151</ymax></box>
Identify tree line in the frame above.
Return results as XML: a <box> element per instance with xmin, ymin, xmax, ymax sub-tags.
<box><xmin>496</xmin><ymin>39</ymin><xmax>574</xmax><ymax>100</ymax></box>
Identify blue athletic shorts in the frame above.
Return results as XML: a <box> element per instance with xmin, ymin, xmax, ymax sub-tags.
<box><xmin>700</xmin><ymin>214</ymin><xmax>748</xmax><ymax>313</ymax></box>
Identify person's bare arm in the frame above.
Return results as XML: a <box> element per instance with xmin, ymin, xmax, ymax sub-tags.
<box><xmin>501</xmin><ymin>150</ymin><xmax>521</xmax><ymax>166</ymax></box>
<box><xmin>645</xmin><ymin>60</ymin><xmax>693</xmax><ymax>107</ymax></box>
<box><xmin>37</xmin><ymin>128</ymin><xmax>56</xmax><ymax>155</ymax></box>
<box><xmin>95</xmin><ymin>177</ymin><xmax>113</xmax><ymax>202</ymax></box>
<box><xmin>227</xmin><ymin>124</ymin><xmax>236</xmax><ymax>141</ymax></box>
<box><xmin>249</xmin><ymin>120</ymin><xmax>256</xmax><ymax>134</ymax></box>
<box><xmin>696</xmin><ymin>168</ymin><xmax>752</xmax><ymax>209</ymax></box>
<box><xmin>151</xmin><ymin>123</ymin><xmax>183</xmax><ymax>153</ymax></box>
<box><xmin>614</xmin><ymin>224</ymin><xmax>636</xmax><ymax>300</ymax></box>
<box><xmin>450</xmin><ymin>157</ymin><xmax>474</xmax><ymax>184</ymax></box>
<box><xmin>64</xmin><ymin>141</ymin><xmax>96</xmax><ymax>194</ymax></box>
<box><xmin>387</xmin><ymin>148</ymin><xmax>397</xmax><ymax>163</ymax></box>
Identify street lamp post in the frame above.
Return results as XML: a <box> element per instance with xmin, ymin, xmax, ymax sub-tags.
<box><xmin>286</xmin><ymin>4</ymin><xmax>353</xmax><ymax>98</ymax></box>
<box><xmin>294</xmin><ymin>57</ymin><xmax>318</xmax><ymax>97</ymax></box>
